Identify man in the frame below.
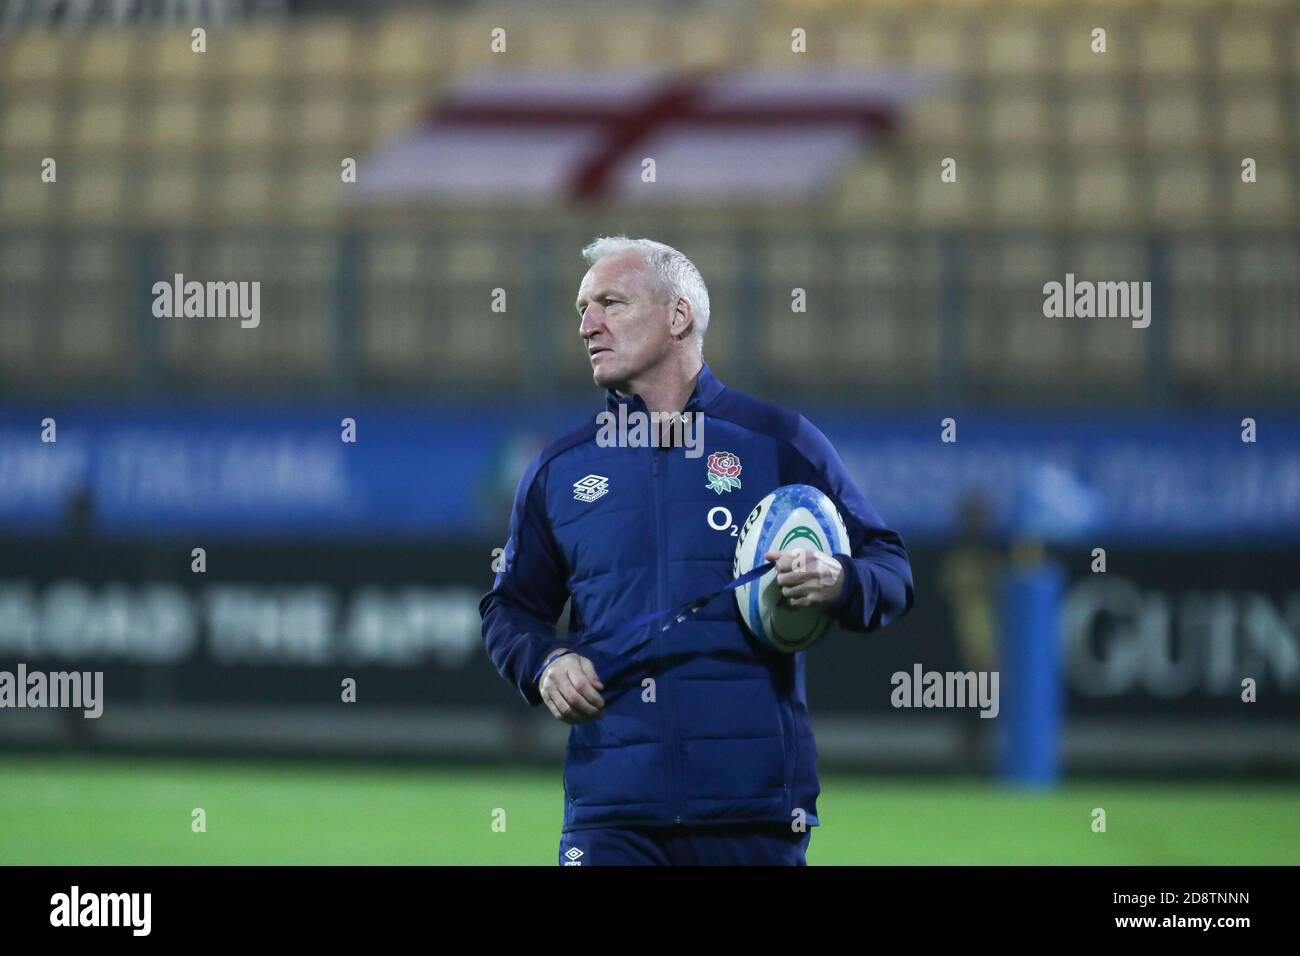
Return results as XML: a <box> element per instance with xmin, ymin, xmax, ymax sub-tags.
<box><xmin>480</xmin><ymin>236</ymin><xmax>913</xmax><ymax>865</ymax></box>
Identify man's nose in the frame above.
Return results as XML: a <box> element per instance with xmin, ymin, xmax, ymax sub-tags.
<box><xmin>579</xmin><ymin>306</ymin><xmax>604</xmax><ymax>338</ymax></box>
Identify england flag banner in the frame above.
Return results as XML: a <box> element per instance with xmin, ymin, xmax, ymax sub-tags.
<box><xmin>355</xmin><ymin>69</ymin><xmax>935</xmax><ymax>204</ymax></box>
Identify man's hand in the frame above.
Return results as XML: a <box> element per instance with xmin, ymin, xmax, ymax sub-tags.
<box><xmin>538</xmin><ymin>649</ymin><xmax>606</xmax><ymax>724</ymax></box>
<box><xmin>764</xmin><ymin>547</ymin><xmax>845</xmax><ymax>610</ymax></box>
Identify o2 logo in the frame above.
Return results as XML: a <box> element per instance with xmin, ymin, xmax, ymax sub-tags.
<box><xmin>707</xmin><ymin>506</ymin><xmax>738</xmax><ymax>537</ymax></box>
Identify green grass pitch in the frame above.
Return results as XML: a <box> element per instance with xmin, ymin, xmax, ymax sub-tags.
<box><xmin>1</xmin><ymin>754</ymin><xmax>1296</xmax><ymax>865</ymax></box>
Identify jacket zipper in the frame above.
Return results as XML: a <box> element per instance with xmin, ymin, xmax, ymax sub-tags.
<box><xmin>651</xmin><ymin>446</ymin><xmax>683</xmax><ymax>825</ymax></box>
<box><xmin>783</xmin><ymin>696</ymin><xmax>795</xmax><ymax>814</ymax></box>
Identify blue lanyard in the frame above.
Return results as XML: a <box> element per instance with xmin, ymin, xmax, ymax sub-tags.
<box><xmin>533</xmin><ymin>562</ymin><xmax>774</xmax><ymax>693</ymax></box>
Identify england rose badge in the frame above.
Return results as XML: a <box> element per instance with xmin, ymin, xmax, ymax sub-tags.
<box><xmin>706</xmin><ymin>451</ymin><xmax>742</xmax><ymax>495</ymax></box>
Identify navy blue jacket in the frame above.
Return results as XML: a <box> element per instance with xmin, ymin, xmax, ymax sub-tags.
<box><xmin>480</xmin><ymin>363</ymin><xmax>913</xmax><ymax>832</ymax></box>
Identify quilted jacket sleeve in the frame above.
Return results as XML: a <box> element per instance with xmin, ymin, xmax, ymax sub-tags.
<box><xmin>479</xmin><ymin>456</ymin><xmax>572</xmax><ymax>705</ymax></box>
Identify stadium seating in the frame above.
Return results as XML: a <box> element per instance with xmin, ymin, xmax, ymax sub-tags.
<box><xmin>0</xmin><ymin>3</ymin><xmax>1295</xmax><ymax>402</ymax></box>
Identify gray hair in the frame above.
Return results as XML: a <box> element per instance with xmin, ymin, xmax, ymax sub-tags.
<box><xmin>581</xmin><ymin>236</ymin><xmax>711</xmax><ymax>347</ymax></box>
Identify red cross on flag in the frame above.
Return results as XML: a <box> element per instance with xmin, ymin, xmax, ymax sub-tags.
<box><xmin>356</xmin><ymin>69</ymin><xmax>932</xmax><ymax>204</ymax></box>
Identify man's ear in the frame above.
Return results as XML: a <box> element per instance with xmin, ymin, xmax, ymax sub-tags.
<box><xmin>669</xmin><ymin>296</ymin><xmax>694</xmax><ymax>341</ymax></box>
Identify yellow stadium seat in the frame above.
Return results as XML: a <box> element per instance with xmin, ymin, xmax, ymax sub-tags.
<box><xmin>1228</xmin><ymin>0</ymin><xmax>1295</xmax><ymax>9</ymax></box>
<box><xmin>215</xmin><ymin>26</ymin><xmax>286</xmax><ymax>81</ymax></box>
<box><xmin>1229</xmin><ymin>155</ymin><xmax>1292</xmax><ymax>225</ymax></box>
<box><xmin>904</xmin><ymin>92</ymin><xmax>972</xmax><ymax>149</ymax></box>
<box><xmin>1061</xmin><ymin>19</ymin><xmax>1123</xmax><ymax>77</ymax></box>
<box><xmin>1140</xmin><ymin>88</ymin><xmax>1208</xmax><ymax>149</ymax></box>
<box><xmin>984</xmin><ymin>21</ymin><xmax>1052</xmax><ymax>77</ymax></box>
<box><xmin>72</xmin><ymin>99</ymin><xmax>129</xmax><ymax>150</ymax></box>
<box><xmin>915</xmin><ymin>155</ymin><xmax>975</xmax><ymax>226</ymax></box>
<box><xmin>144</xmin><ymin>27</ymin><xmax>207</xmax><ymax>81</ymax></box>
<box><xmin>988</xmin><ymin>91</ymin><xmax>1050</xmax><ymax>148</ymax></box>
<box><xmin>835</xmin><ymin>158</ymin><xmax>909</xmax><ymax>224</ymax></box>
<box><xmin>1066</xmin><ymin>88</ymin><xmax>1128</xmax><ymax>148</ymax></box>
<box><xmin>1216</xmin><ymin>23</ymin><xmax>1278</xmax><ymax>77</ymax></box>
<box><xmin>141</xmin><ymin>167</ymin><xmax>200</xmax><ymax>222</ymax></box>
<box><xmin>828</xmin><ymin>24</ymin><xmax>893</xmax><ymax>67</ymax></box>
<box><xmin>680</xmin><ymin>16</ymin><xmax>750</xmax><ymax>68</ymax></box>
<box><xmin>751</xmin><ymin>18</ymin><xmax>803</xmax><ymax>68</ymax></box>
<box><xmin>214</xmin><ymin>167</ymin><xmax>275</xmax><ymax>223</ymax></box>
<box><xmin>1069</xmin><ymin>160</ymin><xmax>1139</xmax><ymax>225</ymax></box>
<box><xmin>291</xmin><ymin>96</ymin><xmax>351</xmax><ymax>149</ymax></box>
<box><xmin>292</xmin><ymin>21</ymin><xmax>356</xmax><ymax>79</ymax></box>
<box><xmin>144</xmin><ymin>99</ymin><xmax>203</xmax><ymax>153</ymax></box>
<box><xmin>909</xmin><ymin>20</ymin><xmax>976</xmax><ymax>74</ymax></box>
<box><xmin>991</xmin><ymin>157</ymin><xmax>1056</xmax><ymax>225</ymax></box>
<box><xmin>1</xmin><ymin>102</ymin><xmax>58</xmax><ymax>151</ymax></box>
<box><xmin>219</xmin><ymin>98</ymin><xmax>277</xmax><ymax>151</ymax></box>
<box><xmin>1138</xmin><ymin>20</ymin><xmax>1201</xmax><ymax>77</ymax></box>
<box><xmin>0</xmin><ymin>161</ymin><xmax>53</xmax><ymax>223</ymax></box>
<box><xmin>1220</xmin><ymin>87</ymin><xmax>1285</xmax><ymax>148</ymax></box>
<box><xmin>289</xmin><ymin>166</ymin><xmax>345</xmax><ymax>223</ymax></box>
<box><xmin>449</xmin><ymin>15</ymin><xmax>513</xmax><ymax>71</ymax></box>
<box><xmin>368</xmin><ymin>89</ymin><xmax>431</xmax><ymax>144</ymax></box>
<box><xmin>366</xmin><ymin>15</ymin><xmax>442</xmax><ymax>80</ymax></box>
<box><xmin>1151</xmin><ymin>159</ymin><xmax>1213</xmax><ymax>225</ymax></box>
<box><xmin>517</xmin><ymin>19</ymin><xmax>580</xmax><ymax>68</ymax></box>
<box><xmin>3</xmin><ymin>33</ymin><xmax>66</xmax><ymax>84</ymax></box>
<box><xmin>76</xmin><ymin>31</ymin><xmax>136</xmax><ymax>82</ymax></box>
<box><xmin>446</xmin><ymin>238</ymin><xmax>505</xmax><ymax>282</ymax></box>
<box><xmin>67</xmin><ymin>166</ymin><xmax>126</xmax><ymax>223</ymax></box>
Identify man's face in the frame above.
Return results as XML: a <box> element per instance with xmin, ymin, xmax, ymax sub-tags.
<box><xmin>575</xmin><ymin>251</ymin><xmax>675</xmax><ymax>390</ymax></box>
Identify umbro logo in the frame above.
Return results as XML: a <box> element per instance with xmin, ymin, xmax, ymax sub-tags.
<box><xmin>563</xmin><ymin>847</ymin><xmax>584</xmax><ymax>866</ymax></box>
<box><xmin>573</xmin><ymin>475</ymin><xmax>609</xmax><ymax>503</ymax></box>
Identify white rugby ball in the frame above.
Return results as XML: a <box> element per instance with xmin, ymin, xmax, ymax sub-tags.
<box><xmin>733</xmin><ymin>484</ymin><xmax>851</xmax><ymax>652</ymax></box>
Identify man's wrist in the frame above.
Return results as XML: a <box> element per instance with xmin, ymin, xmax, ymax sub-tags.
<box><xmin>828</xmin><ymin>555</ymin><xmax>857</xmax><ymax>616</ymax></box>
<box><xmin>534</xmin><ymin>647</ymin><xmax>574</xmax><ymax>685</ymax></box>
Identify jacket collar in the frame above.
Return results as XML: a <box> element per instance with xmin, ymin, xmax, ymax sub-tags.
<box><xmin>604</xmin><ymin>361</ymin><xmax>724</xmax><ymax>414</ymax></box>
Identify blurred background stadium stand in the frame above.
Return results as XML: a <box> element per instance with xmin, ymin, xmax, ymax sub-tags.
<box><xmin>0</xmin><ymin>0</ymin><xmax>1297</xmax><ymax>784</ymax></box>
<box><xmin>1</xmin><ymin>0</ymin><xmax>1298</xmax><ymax>403</ymax></box>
